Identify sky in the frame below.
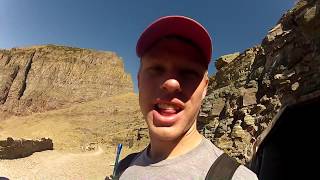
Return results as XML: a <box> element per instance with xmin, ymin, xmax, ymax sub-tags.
<box><xmin>0</xmin><ymin>0</ymin><xmax>295</xmax><ymax>92</ymax></box>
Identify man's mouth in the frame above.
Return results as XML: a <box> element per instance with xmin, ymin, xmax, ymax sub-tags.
<box><xmin>154</xmin><ymin>102</ymin><xmax>182</xmax><ymax>116</ymax></box>
<box><xmin>151</xmin><ymin>99</ymin><xmax>184</xmax><ymax>126</ymax></box>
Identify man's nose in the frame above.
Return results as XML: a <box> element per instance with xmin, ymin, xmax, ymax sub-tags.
<box><xmin>160</xmin><ymin>79</ymin><xmax>182</xmax><ymax>93</ymax></box>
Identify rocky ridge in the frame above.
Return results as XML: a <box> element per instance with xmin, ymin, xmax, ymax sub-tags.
<box><xmin>199</xmin><ymin>0</ymin><xmax>320</xmax><ymax>164</ymax></box>
<box><xmin>0</xmin><ymin>45</ymin><xmax>133</xmax><ymax>119</ymax></box>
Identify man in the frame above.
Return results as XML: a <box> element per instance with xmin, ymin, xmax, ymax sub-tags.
<box><xmin>117</xmin><ymin>15</ymin><xmax>258</xmax><ymax>179</ymax></box>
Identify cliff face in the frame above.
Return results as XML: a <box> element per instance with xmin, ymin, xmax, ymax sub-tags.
<box><xmin>199</xmin><ymin>0</ymin><xmax>320</xmax><ymax>164</ymax></box>
<box><xmin>0</xmin><ymin>45</ymin><xmax>133</xmax><ymax>119</ymax></box>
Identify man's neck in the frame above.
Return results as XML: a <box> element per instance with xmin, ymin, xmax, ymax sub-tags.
<box><xmin>148</xmin><ymin>127</ymin><xmax>203</xmax><ymax>162</ymax></box>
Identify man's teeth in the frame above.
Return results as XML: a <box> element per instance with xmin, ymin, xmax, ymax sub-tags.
<box><xmin>157</xmin><ymin>103</ymin><xmax>180</xmax><ymax>111</ymax></box>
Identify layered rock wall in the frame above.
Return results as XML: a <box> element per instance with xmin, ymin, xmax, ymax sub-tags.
<box><xmin>199</xmin><ymin>0</ymin><xmax>320</xmax><ymax>164</ymax></box>
<box><xmin>0</xmin><ymin>45</ymin><xmax>133</xmax><ymax>118</ymax></box>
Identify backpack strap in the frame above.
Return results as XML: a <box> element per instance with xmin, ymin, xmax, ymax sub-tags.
<box><xmin>113</xmin><ymin>152</ymin><xmax>140</xmax><ymax>179</ymax></box>
<box><xmin>205</xmin><ymin>153</ymin><xmax>240</xmax><ymax>180</ymax></box>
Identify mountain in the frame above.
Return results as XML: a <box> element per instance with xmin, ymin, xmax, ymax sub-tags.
<box><xmin>0</xmin><ymin>45</ymin><xmax>133</xmax><ymax>119</ymax></box>
<box><xmin>0</xmin><ymin>45</ymin><xmax>147</xmax><ymax>154</ymax></box>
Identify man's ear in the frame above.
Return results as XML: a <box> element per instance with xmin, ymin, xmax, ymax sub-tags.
<box><xmin>137</xmin><ymin>71</ymin><xmax>140</xmax><ymax>89</ymax></box>
<box><xmin>202</xmin><ymin>84</ymin><xmax>208</xmax><ymax>100</ymax></box>
<box><xmin>137</xmin><ymin>61</ymin><xmax>143</xmax><ymax>89</ymax></box>
<box><xmin>201</xmin><ymin>73</ymin><xmax>209</xmax><ymax>100</ymax></box>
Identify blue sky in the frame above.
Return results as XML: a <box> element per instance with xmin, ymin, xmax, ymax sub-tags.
<box><xmin>0</xmin><ymin>0</ymin><xmax>295</xmax><ymax>92</ymax></box>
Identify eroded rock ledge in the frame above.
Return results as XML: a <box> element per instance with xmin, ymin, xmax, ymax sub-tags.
<box><xmin>0</xmin><ymin>137</ymin><xmax>53</xmax><ymax>159</ymax></box>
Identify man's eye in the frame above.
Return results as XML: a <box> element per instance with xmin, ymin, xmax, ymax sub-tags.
<box><xmin>181</xmin><ymin>70</ymin><xmax>201</xmax><ymax>79</ymax></box>
<box><xmin>146</xmin><ymin>66</ymin><xmax>164</xmax><ymax>75</ymax></box>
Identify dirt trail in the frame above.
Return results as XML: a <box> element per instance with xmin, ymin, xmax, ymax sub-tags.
<box><xmin>0</xmin><ymin>146</ymin><xmax>116</xmax><ymax>180</ymax></box>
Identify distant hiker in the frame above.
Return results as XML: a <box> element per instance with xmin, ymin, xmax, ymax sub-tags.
<box><xmin>115</xmin><ymin>15</ymin><xmax>258</xmax><ymax>179</ymax></box>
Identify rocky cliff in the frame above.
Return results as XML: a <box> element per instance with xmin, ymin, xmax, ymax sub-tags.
<box><xmin>0</xmin><ymin>45</ymin><xmax>133</xmax><ymax>119</ymax></box>
<box><xmin>199</xmin><ymin>0</ymin><xmax>320</xmax><ymax>164</ymax></box>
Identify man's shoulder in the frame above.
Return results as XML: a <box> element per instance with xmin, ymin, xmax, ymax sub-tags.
<box><xmin>116</xmin><ymin>152</ymin><xmax>141</xmax><ymax>177</ymax></box>
<box><xmin>233</xmin><ymin>165</ymin><xmax>258</xmax><ymax>180</ymax></box>
<box><xmin>199</xmin><ymin>137</ymin><xmax>224</xmax><ymax>157</ymax></box>
<box><xmin>202</xmin><ymin>139</ymin><xmax>258</xmax><ymax>180</ymax></box>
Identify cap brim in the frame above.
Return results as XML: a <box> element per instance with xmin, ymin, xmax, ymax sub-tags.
<box><xmin>136</xmin><ymin>15</ymin><xmax>212</xmax><ymax>67</ymax></box>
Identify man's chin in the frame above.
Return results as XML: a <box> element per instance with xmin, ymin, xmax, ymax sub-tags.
<box><xmin>149</xmin><ymin>126</ymin><xmax>183</xmax><ymax>142</ymax></box>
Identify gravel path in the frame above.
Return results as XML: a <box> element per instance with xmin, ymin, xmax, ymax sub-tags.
<box><xmin>0</xmin><ymin>147</ymin><xmax>115</xmax><ymax>180</ymax></box>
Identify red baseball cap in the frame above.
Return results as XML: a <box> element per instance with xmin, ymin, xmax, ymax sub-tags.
<box><xmin>136</xmin><ymin>15</ymin><xmax>212</xmax><ymax>67</ymax></box>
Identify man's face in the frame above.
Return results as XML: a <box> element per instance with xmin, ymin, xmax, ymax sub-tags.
<box><xmin>138</xmin><ymin>37</ymin><xmax>208</xmax><ymax>141</ymax></box>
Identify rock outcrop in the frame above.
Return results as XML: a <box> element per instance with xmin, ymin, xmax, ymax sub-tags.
<box><xmin>215</xmin><ymin>52</ymin><xmax>240</xmax><ymax>71</ymax></box>
<box><xmin>199</xmin><ymin>0</ymin><xmax>320</xmax><ymax>164</ymax></box>
<box><xmin>0</xmin><ymin>137</ymin><xmax>53</xmax><ymax>159</ymax></box>
<box><xmin>0</xmin><ymin>45</ymin><xmax>133</xmax><ymax>119</ymax></box>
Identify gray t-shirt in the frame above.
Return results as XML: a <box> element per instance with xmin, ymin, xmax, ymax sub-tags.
<box><xmin>120</xmin><ymin>138</ymin><xmax>258</xmax><ymax>180</ymax></box>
